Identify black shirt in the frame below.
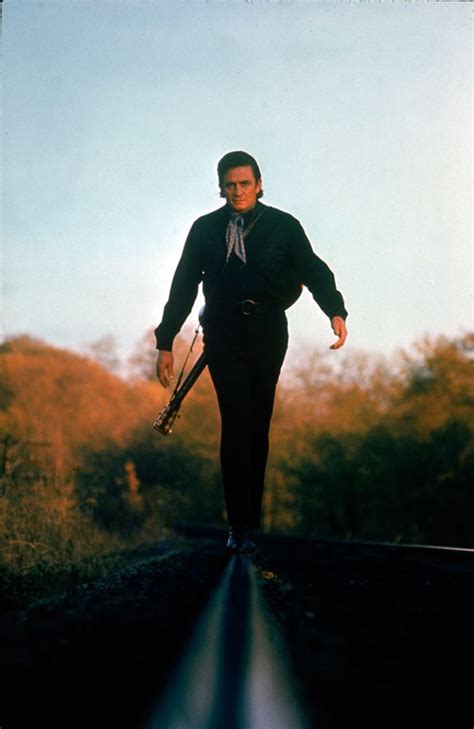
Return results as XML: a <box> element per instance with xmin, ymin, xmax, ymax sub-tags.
<box><xmin>155</xmin><ymin>201</ymin><xmax>348</xmax><ymax>351</ymax></box>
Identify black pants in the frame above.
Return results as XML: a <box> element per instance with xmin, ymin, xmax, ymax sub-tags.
<box><xmin>204</xmin><ymin>310</ymin><xmax>288</xmax><ymax>529</ymax></box>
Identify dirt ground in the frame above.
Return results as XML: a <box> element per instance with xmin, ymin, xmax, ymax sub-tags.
<box><xmin>1</xmin><ymin>532</ymin><xmax>473</xmax><ymax>729</ymax></box>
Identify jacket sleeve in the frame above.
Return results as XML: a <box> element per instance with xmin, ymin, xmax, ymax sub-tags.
<box><xmin>154</xmin><ymin>221</ymin><xmax>202</xmax><ymax>351</ymax></box>
<box><xmin>288</xmin><ymin>219</ymin><xmax>348</xmax><ymax>321</ymax></box>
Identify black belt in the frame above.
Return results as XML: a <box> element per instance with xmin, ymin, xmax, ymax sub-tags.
<box><xmin>237</xmin><ymin>299</ymin><xmax>281</xmax><ymax>316</ymax></box>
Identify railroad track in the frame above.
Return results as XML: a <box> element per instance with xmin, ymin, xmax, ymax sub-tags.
<box><xmin>146</xmin><ymin>525</ymin><xmax>474</xmax><ymax>729</ymax></box>
<box><xmin>1</xmin><ymin>527</ymin><xmax>472</xmax><ymax>728</ymax></box>
<box><xmin>146</xmin><ymin>552</ymin><xmax>311</xmax><ymax>729</ymax></box>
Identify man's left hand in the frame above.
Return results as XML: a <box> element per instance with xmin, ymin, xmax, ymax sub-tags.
<box><xmin>330</xmin><ymin>316</ymin><xmax>348</xmax><ymax>350</ymax></box>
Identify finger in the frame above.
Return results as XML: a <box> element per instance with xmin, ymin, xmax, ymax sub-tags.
<box><xmin>156</xmin><ymin>362</ymin><xmax>164</xmax><ymax>385</ymax></box>
<box><xmin>330</xmin><ymin>330</ymin><xmax>347</xmax><ymax>350</ymax></box>
<box><xmin>330</xmin><ymin>326</ymin><xmax>345</xmax><ymax>349</ymax></box>
<box><xmin>158</xmin><ymin>364</ymin><xmax>169</xmax><ymax>388</ymax></box>
<box><xmin>156</xmin><ymin>363</ymin><xmax>164</xmax><ymax>386</ymax></box>
<box><xmin>163</xmin><ymin>365</ymin><xmax>173</xmax><ymax>387</ymax></box>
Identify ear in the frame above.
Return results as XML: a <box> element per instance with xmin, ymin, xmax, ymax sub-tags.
<box><xmin>256</xmin><ymin>178</ymin><xmax>263</xmax><ymax>193</ymax></box>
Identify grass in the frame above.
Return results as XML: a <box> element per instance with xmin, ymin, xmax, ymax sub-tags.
<box><xmin>0</xmin><ymin>474</ymin><xmax>169</xmax><ymax>613</ymax></box>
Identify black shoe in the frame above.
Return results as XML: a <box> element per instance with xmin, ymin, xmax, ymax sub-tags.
<box><xmin>225</xmin><ymin>526</ymin><xmax>243</xmax><ymax>552</ymax></box>
<box><xmin>241</xmin><ymin>528</ymin><xmax>257</xmax><ymax>553</ymax></box>
<box><xmin>226</xmin><ymin>526</ymin><xmax>257</xmax><ymax>554</ymax></box>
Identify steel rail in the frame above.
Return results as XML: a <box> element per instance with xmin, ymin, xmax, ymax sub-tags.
<box><xmin>174</xmin><ymin>523</ymin><xmax>474</xmax><ymax>571</ymax></box>
<box><xmin>146</xmin><ymin>554</ymin><xmax>310</xmax><ymax>729</ymax></box>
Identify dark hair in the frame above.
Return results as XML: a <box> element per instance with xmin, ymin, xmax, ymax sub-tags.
<box><xmin>217</xmin><ymin>150</ymin><xmax>263</xmax><ymax>199</ymax></box>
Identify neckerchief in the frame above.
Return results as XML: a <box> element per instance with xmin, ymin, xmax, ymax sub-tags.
<box><xmin>225</xmin><ymin>214</ymin><xmax>246</xmax><ymax>263</ymax></box>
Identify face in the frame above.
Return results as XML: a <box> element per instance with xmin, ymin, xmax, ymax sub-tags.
<box><xmin>221</xmin><ymin>165</ymin><xmax>262</xmax><ymax>214</ymax></box>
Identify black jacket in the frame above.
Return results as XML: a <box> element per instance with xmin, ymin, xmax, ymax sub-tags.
<box><xmin>155</xmin><ymin>201</ymin><xmax>348</xmax><ymax>351</ymax></box>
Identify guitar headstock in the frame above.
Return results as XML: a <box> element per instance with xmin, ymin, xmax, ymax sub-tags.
<box><xmin>153</xmin><ymin>401</ymin><xmax>181</xmax><ymax>435</ymax></box>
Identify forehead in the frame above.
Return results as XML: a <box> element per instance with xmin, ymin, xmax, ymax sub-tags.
<box><xmin>222</xmin><ymin>165</ymin><xmax>257</xmax><ymax>183</ymax></box>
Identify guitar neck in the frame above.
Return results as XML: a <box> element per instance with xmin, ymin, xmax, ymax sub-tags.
<box><xmin>171</xmin><ymin>352</ymin><xmax>208</xmax><ymax>405</ymax></box>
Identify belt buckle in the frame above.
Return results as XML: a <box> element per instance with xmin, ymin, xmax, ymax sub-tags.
<box><xmin>241</xmin><ymin>299</ymin><xmax>256</xmax><ymax>316</ymax></box>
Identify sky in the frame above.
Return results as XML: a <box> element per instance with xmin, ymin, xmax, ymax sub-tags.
<box><xmin>1</xmin><ymin>0</ymin><xmax>472</xmax><ymax>371</ymax></box>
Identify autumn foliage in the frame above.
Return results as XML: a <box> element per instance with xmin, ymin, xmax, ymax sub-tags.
<box><xmin>0</xmin><ymin>330</ymin><xmax>473</xmax><ymax>585</ymax></box>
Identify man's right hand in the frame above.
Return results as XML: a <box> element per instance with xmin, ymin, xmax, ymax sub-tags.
<box><xmin>156</xmin><ymin>350</ymin><xmax>174</xmax><ymax>388</ymax></box>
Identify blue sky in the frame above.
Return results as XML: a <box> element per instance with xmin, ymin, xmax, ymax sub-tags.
<box><xmin>2</xmin><ymin>0</ymin><xmax>472</xmax><ymax>368</ymax></box>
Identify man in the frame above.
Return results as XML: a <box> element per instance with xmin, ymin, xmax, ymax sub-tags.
<box><xmin>155</xmin><ymin>151</ymin><xmax>348</xmax><ymax>553</ymax></box>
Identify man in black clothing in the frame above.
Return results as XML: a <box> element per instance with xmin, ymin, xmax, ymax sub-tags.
<box><xmin>155</xmin><ymin>151</ymin><xmax>348</xmax><ymax>553</ymax></box>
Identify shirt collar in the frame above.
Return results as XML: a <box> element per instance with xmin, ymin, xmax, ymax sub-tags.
<box><xmin>225</xmin><ymin>201</ymin><xmax>263</xmax><ymax>225</ymax></box>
